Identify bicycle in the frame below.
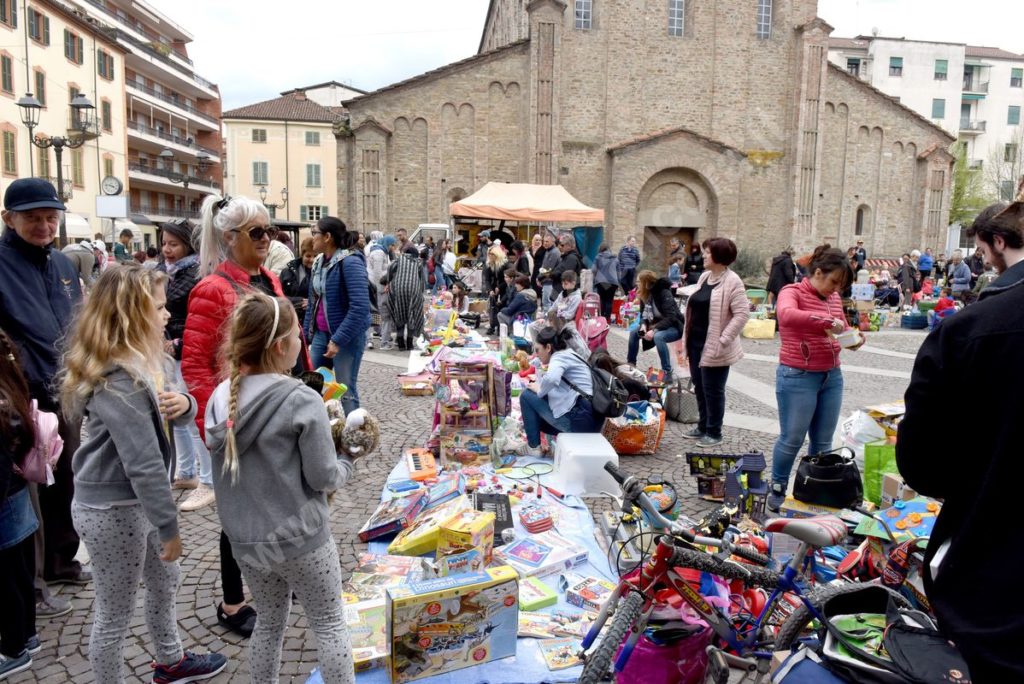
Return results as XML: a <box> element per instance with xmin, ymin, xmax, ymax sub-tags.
<box><xmin>578</xmin><ymin>461</ymin><xmax>852</xmax><ymax>684</ymax></box>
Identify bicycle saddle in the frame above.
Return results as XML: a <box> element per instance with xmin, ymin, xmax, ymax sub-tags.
<box><xmin>764</xmin><ymin>515</ymin><xmax>848</xmax><ymax>547</ymax></box>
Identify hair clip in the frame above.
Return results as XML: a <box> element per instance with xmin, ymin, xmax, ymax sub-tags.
<box><xmin>213</xmin><ymin>195</ymin><xmax>232</xmax><ymax>215</ymax></box>
<box><xmin>5</xmin><ymin>353</ymin><xmax>13</xmax><ymax>361</ymax></box>
<box><xmin>226</xmin><ymin>419</ymin><xmax>234</xmax><ymax>430</ymax></box>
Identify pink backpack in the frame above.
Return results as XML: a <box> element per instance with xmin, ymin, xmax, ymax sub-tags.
<box><xmin>579</xmin><ymin>316</ymin><xmax>609</xmax><ymax>352</ymax></box>
<box><xmin>13</xmin><ymin>400</ymin><xmax>63</xmax><ymax>485</ymax></box>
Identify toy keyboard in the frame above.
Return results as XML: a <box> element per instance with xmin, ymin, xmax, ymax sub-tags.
<box><xmin>404</xmin><ymin>448</ymin><xmax>437</xmax><ymax>482</ymax></box>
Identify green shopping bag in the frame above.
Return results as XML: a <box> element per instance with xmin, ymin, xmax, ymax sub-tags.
<box><xmin>863</xmin><ymin>440</ymin><xmax>898</xmax><ymax>505</ymax></box>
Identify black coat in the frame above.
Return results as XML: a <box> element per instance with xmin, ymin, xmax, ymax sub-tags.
<box><xmin>280</xmin><ymin>257</ymin><xmax>310</xmax><ymax>302</ymax></box>
<box><xmin>550</xmin><ymin>251</ymin><xmax>583</xmax><ymax>297</ymax></box>
<box><xmin>640</xmin><ymin>278</ymin><xmax>684</xmax><ymax>333</ymax></box>
<box><xmin>684</xmin><ymin>253</ymin><xmax>704</xmax><ymax>285</ymax></box>
<box><xmin>766</xmin><ymin>254</ymin><xmax>796</xmax><ymax>297</ymax></box>
<box><xmin>160</xmin><ymin>257</ymin><xmax>201</xmax><ymax>360</ymax></box>
<box><xmin>897</xmin><ymin>260</ymin><xmax>1024</xmax><ymax>678</ymax></box>
<box><xmin>531</xmin><ymin>245</ymin><xmax>553</xmax><ymax>288</ymax></box>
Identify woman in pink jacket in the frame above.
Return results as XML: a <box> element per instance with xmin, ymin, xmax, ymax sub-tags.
<box><xmin>676</xmin><ymin>238</ymin><xmax>749</xmax><ymax>448</ymax></box>
<box><xmin>767</xmin><ymin>244</ymin><xmax>864</xmax><ymax>511</ymax></box>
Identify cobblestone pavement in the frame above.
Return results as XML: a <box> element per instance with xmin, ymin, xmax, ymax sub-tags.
<box><xmin>14</xmin><ymin>325</ymin><xmax>927</xmax><ymax>683</ymax></box>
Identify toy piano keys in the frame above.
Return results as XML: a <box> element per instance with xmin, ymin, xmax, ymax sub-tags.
<box><xmin>404</xmin><ymin>448</ymin><xmax>437</xmax><ymax>482</ymax></box>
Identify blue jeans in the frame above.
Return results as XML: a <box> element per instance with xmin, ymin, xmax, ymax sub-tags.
<box><xmin>310</xmin><ymin>329</ymin><xmax>331</xmax><ymax>371</ymax></box>
<box><xmin>0</xmin><ymin>487</ymin><xmax>38</xmax><ymax>550</ymax></box>
<box><xmin>771</xmin><ymin>365</ymin><xmax>844</xmax><ymax>488</ymax></box>
<box><xmin>519</xmin><ymin>390</ymin><xmax>601</xmax><ymax>448</ymax></box>
<box><xmin>627</xmin><ymin>327</ymin><xmax>682</xmax><ymax>373</ymax></box>
<box><xmin>542</xmin><ymin>284</ymin><xmax>554</xmax><ymax>310</ymax></box>
<box><xmin>310</xmin><ymin>330</ymin><xmax>365</xmax><ymax>415</ymax></box>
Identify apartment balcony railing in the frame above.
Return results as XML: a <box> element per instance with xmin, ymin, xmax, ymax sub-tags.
<box><xmin>130</xmin><ymin>201</ymin><xmax>201</xmax><ymax>219</ymax></box>
<box><xmin>126</xmin><ymin>121</ymin><xmax>219</xmax><ymax>157</ymax></box>
<box><xmin>962</xmin><ymin>80</ymin><xmax>989</xmax><ymax>94</ymax></box>
<box><xmin>126</xmin><ymin>80</ymin><xmax>218</xmax><ymax>126</ymax></box>
<box><xmin>128</xmin><ymin>162</ymin><xmax>218</xmax><ymax>189</ymax></box>
<box><xmin>959</xmin><ymin>119</ymin><xmax>987</xmax><ymax>133</ymax></box>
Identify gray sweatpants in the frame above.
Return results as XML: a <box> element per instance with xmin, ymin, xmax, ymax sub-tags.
<box><xmin>71</xmin><ymin>502</ymin><xmax>183</xmax><ymax>683</ymax></box>
<box><xmin>236</xmin><ymin>540</ymin><xmax>355</xmax><ymax>684</ymax></box>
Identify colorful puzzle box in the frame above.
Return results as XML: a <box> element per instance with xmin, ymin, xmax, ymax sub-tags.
<box><xmin>386</xmin><ymin>566</ymin><xmax>519</xmax><ymax>682</ymax></box>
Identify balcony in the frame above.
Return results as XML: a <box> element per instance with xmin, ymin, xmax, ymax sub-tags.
<box><xmin>128</xmin><ymin>162</ymin><xmax>219</xmax><ymax>190</ymax></box>
<box><xmin>126</xmin><ymin>121</ymin><xmax>220</xmax><ymax>160</ymax></box>
<box><xmin>130</xmin><ymin>200</ymin><xmax>200</xmax><ymax>220</ymax></box>
<box><xmin>112</xmin><ymin>28</ymin><xmax>219</xmax><ymax>99</ymax></box>
<box><xmin>126</xmin><ymin>80</ymin><xmax>218</xmax><ymax>128</ymax></box>
<box><xmin>959</xmin><ymin>119</ymin><xmax>986</xmax><ymax>134</ymax></box>
<box><xmin>962</xmin><ymin>79</ymin><xmax>989</xmax><ymax>99</ymax></box>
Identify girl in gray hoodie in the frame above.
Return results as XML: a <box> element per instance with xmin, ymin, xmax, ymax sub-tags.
<box><xmin>205</xmin><ymin>293</ymin><xmax>355</xmax><ymax>684</ymax></box>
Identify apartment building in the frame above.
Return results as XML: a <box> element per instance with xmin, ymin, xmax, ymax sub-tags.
<box><xmin>829</xmin><ymin>36</ymin><xmax>1024</xmax><ymax>200</ymax></box>
<box><xmin>0</xmin><ymin>0</ymin><xmax>129</xmax><ymax>242</ymax></box>
<box><xmin>62</xmin><ymin>0</ymin><xmax>223</xmax><ymax>242</ymax></box>
<box><xmin>222</xmin><ymin>84</ymin><xmax>360</xmax><ymax>224</ymax></box>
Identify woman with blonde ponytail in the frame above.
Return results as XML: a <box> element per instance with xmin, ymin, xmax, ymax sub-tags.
<box><xmin>205</xmin><ymin>293</ymin><xmax>355</xmax><ymax>684</ymax></box>
<box><xmin>62</xmin><ymin>265</ymin><xmax>227</xmax><ymax>683</ymax></box>
<box><xmin>179</xmin><ymin>194</ymin><xmax>311</xmax><ymax>637</ymax></box>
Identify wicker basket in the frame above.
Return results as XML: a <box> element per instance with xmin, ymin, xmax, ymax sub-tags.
<box><xmin>601</xmin><ymin>409</ymin><xmax>666</xmax><ymax>455</ymax></box>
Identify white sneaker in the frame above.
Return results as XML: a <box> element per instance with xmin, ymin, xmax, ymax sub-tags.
<box><xmin>517</xmin><ymin>443</ymin><xmax>544</xmax><ymax>458</ymax></box>
<box><xmin>179</xmin><ymin>484</ymin><xmax>215</xmax><ymax>512</ymax></box>
<box><xmin>366</xmin><ymin>340</ymin><xmax>375</xmax><ymax>350</ymax></box>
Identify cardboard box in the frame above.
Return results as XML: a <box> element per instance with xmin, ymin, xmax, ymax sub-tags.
<box><xmin>468</xmin><ymin>299</ymin><xmax>487</xmax><ymax>314</ymax></box>
<box><xmin>565</xmin><ymin>575</ymin><xmax>617</xmax><ymax>613</ymax></box>
<box><xmin>518</xmin><ymin>576</ymin><xmax>557</xmax><ymax>611</ymax></box>
<box><xmin>855</xmin><ymin>300</ymin><xmax>875</xmax><ymax>312</ymax></box>
<box><xmin>359</xmin><ymin>491</ymin><xmax>429</xmax><ymax>542</ymax></box>
<box><xmin>436</xmin><ymin>509</ymin><xmax>495</xmax><ymax>575</ymax></box>
<box><xmin>440</xmin><ymin>430</ymin><xmax>493</xmax><ymax>472</ymax></box>
<box><xmin>492</xmin><ymin>529</ymin><xmax>589</xmax><ymax>578</ymax></box>
<box><xmin>779</xmin><ymin>496</ymin><xmax>843</xmax><ymax>519</ymax></box>
<box><xmin>387</xmin><ymin>496</ymin><xmax>472</xmax><ymax>557</ymax></box>
<box><xmin>880</xmin><ymin>472</ymin><xmax>918</xmax><ymax>507</ymax></box>
<box><xmin>386</xmin><ymin>566</ymin><xmax>519</xmax><ymax>682</ymax></box>
<box><xmin>346</xmin><ymin>599</ymin><xmax>389</xmax><ymax>671</ymax></box>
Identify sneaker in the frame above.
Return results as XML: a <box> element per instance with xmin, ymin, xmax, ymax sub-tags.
<box><xmin>682</xmin><ymin>427</ymin><xmax>704</xmax><ymax>439</ymax></box>
<box><xmin>179</xmin><ymin>485</ymin><xmax>215</xmax><ymax>512</ymax></box>
<box><xmin>379</xmin><ymin>342</ymin><xmax>395</xmax><ymax>351</ymax></box>
<box><xmin>35</xmin><ymin>596</ymin><xmax>72</xmax><ymax>618</ymax></box>
<box><xmin>172</xmin><ymin>476</ymin><xmax>198</xmax><ymax>490</ymax></box>
<box><xmin>696</xmin><ymin>435</ymin><xmax>722</xmax><ymax>448</ymax></box>
<box><xmin>0</xmin><ymin>650</ymin><xmax>32</xmax><ymax>680</ymax></box>
<box><xmin>516</xmin><ymin>443</ymin><xmax>544</xmax><ymax>458</ymax></box>
<box><xmin>25</xmin><ymin>635</ymin><xmax>41</xmax><ymax>656</ymax></box>
<box><xmin>767</xmin><ymin>484</ymin><xmax>786</xmax><ymax>513</ymax></box>
<box><xmin>366</xmin><ymin>339</ymin><xmax>375</xmax><ymax>350</ymax></box>
<box><xmin>152</xmin><ymin>651</ymin><xmax>228</xmax><ymax>683</ymax></box>
<box><xmin>217</xmin><ymin>603</ymin><xmax>257</xmax><ymax>638</ymax></box>
<box><xmin>45</xmin><ymin>568</ymin><xmax>92</xmax><ymax>585</ymax></box>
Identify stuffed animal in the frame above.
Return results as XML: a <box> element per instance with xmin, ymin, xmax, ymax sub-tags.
<box><xmin>514</xmin><ymin>350</ymin><xmax>531</xmax><ymax>372</ymax></box>
<box><xmin>325</xmin><ymin>401</ymin><xmax>380</xmax><ymax>460</ymax></box>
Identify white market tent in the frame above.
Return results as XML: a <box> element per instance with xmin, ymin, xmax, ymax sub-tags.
<box><xmin>449</xmin><ymin>182</ymin><xmax>605</xmax><ymax>223</ymax></box>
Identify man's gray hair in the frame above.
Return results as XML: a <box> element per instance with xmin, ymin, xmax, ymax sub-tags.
<box><xmin>560</xmin><ymin>234</ymin><xmax>576</xmax><ymax>251</ymax></box>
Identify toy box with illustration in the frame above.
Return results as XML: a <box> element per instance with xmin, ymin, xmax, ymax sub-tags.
<box><xmin>493</xmin><ymin>529</ymin><xmax>588</xmax><ymax>578</ymax></box>
<box><xmin>435</xmin><ymin>548</ymin><xmax>484</xmax><ymax>577</ymax></box>
<box><xmin>386</xmin><ymin>566</ymin><xmax>519</xmax><ymax>682</ymax></box>
<box><xmin>424</xmin><ymin>474</ymin><xmax>463</xmax><ymax>510</ymax></box>
<box><xmin>352</xmin><ymin>553</ymin><xmax>427</xmax><ymax>578</ymax></box>
<box><xmin>345</xmin><ymin>599</ymin><xmax>389</xmax><ymax>671</ymax></box>
<box><xmin>518</xmin><ymin>576</ymin><xmax>557</xmax><ymax>611</ymax></box>
<box><xmin>359</xmin><ymin>490</ymin><xmax>429</xmax><ymax>542</ymax></box>
<box><xmin>779</xmin><ymin>496</ymin><xmax>843</xmax><ymax>520</ymax></box>
<box><xmin>387</xmin><ymin>495</ymin><xmax>472</xmax><ymax>556</ymax></box>
<box><xmin>472</xmin><ymin>492</ymin><xmax>513</xmax><ymax>546</ymax></box>
<box><xmin>538</xmin><ymin>637</ymin><xmax>583</xmax><ymax>670</ymax></box>
<box><xmin>437</xmin><ymin>509</ymin><xmax>494</xmax><ymax>565</ymax></box>
<box><xmin>440</xmin><ymin>429</ymin><xmax>493</xmax><ymax>471</ymax></box>
<box><xmin>565</xmin><ymin>574</ymin><xmax>616</xmax><ymax>613</ymax></box>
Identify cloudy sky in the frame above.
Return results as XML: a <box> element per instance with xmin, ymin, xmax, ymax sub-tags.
<box><xmin>148</xmin><ymin>0</ymin><xmax>1024</xmax><ymax>111</ymax></box>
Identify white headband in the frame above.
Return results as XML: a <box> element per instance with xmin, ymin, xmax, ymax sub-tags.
<box><xmin>265</xmin><ymin>298</ymin><xmax>281</xmax><ymax>349</ymax></box>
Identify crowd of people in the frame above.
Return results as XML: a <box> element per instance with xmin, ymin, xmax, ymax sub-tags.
<box><xmin>3</xmin><ymin>172</ymin><xmax>1022</xmax><ymax>682</ymax></box>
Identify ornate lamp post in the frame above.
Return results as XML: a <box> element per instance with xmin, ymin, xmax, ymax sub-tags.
<box><xmin>17</xmin><ymin>92</ymin><xmax>97</xmax><ymax>247</ymax></box>
<box><xmin>257</xmin><ymin>184</ymin><xmax>288</xmax><ymax>219</ymax></box>
<box><xmin>158</xmin><ymin>147</ymin><xmax>211</xmax><ymax>217</ymax></box>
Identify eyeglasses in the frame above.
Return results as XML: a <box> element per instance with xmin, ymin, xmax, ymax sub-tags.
<box><xmin>310</xmin><ymin>229</ymin><xmax>322</xmax><ymax>236</ymax></box>
<box><xmin>231</xmin><ymin>224</ymin><xmax>277</xmax><ymax>241</ymax></box>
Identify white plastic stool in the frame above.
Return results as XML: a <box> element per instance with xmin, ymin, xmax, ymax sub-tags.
<box><xmin>552</xmin><ymin>433</ymin><xmax>620</xmax><ymax>497</ymax></box>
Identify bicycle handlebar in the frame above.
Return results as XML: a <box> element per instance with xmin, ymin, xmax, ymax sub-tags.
<box><xmin>603</xmin><ymin>461</ymin><xmax>626</xmax><ymax>485</ymax></box>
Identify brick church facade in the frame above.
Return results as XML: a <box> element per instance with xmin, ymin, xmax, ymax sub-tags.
<box><xmin>338</xmin><ymin>0</ymin><xmax>955</xmax><ymax>257</ymax></box>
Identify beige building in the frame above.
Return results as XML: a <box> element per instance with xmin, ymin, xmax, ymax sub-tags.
<box><xmin>0</xmin><ymin>0</ymin><xmax>129</xmax><ymax>242</ymax></box>
<box><xmin>223</xmin><ymin>85</ymin><xmax>359</xmax><ymax>223</ymax></box>
<box><xmin>339</xmin><ymin>0</ymin><xmax>956</xmax><ymax>259</ymax></box>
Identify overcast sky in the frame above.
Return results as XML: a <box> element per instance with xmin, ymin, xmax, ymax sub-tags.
<box><xmin>148</xmin><ymin>0</ymin><xmax>1024</xmax><ymax>111</ymax></box>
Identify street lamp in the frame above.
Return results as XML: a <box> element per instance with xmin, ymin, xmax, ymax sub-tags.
<box><xmin>159</xmin><ymin>147</ymin><xmax>211</xmax><ymax>217</ymax></box>
<box><xmin>17</xmin><ymin>92</ymin><xmax>97</xmax><ymax>247</ymax></box>
<box><xmin>257</xmin><ymin>185</ymin><xmax>288</xmax><ymax>219</ymax></box>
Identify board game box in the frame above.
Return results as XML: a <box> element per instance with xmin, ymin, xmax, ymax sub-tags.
<box><xmin>437</xmin><ymin>509</ymin><xmax>494</xmax><ymax>564</ymax></box>
<box><xmin>492</xmin><ymin>530</ymin><xmax>589</xmax><ymax>578</ymax></box>
<box><xmin>518</xmin><ymin>576</ymin><xmax>557</xmax><ymax>611</ymax></box>
<box><xmin>472</xmin><ymin>492</ymin><xmax>513</xmax><ymax>546</ymax></box>
<box><xmin>358</xmin><ymin>490</ymin><xmax>428</xmax><ymax>542</ymax></box>
<box><xmin>386</xmin><ymin>566</ymin><xmax>519</xmax><ymax>682</ymax></box>
<box><xmin>345</xmin><ymin>598</ymin><xmax>389</xmax><ymax>671</ymax></box>
<box><xmin>439</xmin><ymin>429</ymin><xmax>493</xmax><ymax>472</ymax></box>
<box><xmin>387</xmin><ymin>495</ymin><xmax>471</xmax><ymax>557</ymax></box>
<box><xmin>564</xmin><ymin>574</ymin><xmax>616</xmax><ymax>613</ymax></box>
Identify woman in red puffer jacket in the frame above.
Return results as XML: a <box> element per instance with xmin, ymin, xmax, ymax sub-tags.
<box><xmin>767</xmin><ymin>244</ymin><xmax>865</xmax><ymax>511</ymax></box>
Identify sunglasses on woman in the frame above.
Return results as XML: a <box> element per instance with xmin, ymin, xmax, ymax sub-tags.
<box><xmin>231</xmin><ymin>224</ymin><xmax>278</xmax><ymax>241</ymax></box>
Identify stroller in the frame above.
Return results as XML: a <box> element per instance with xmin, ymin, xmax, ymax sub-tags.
<box><xmin>576</xmin><ymin>292</ymin><xmax>610</xmax><ymax>352</ymax></box>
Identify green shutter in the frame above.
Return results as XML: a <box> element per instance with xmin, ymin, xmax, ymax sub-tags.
<box><xmin>932</xmin><ymin>99</ymin><xmax>945</xmax><ymax>119</ymax></box>
<box><xmin>934</xmin><ymin>59</ymin><xmax>947</xmax><ymax>76</ymax></box>
<box><xmin>1010</xmin><ymin>106</ymin><xmax>1021</xmax><ymax>126</ymax></box>
<box><xmin>890</xmin><ymin>57</ymin><xmax>903</xmax><ymax>68</ymax></box>
<box><xmin>43</xmin><ymin>16</ymin><xmax>49</xmax><ymax>45</ymax></box>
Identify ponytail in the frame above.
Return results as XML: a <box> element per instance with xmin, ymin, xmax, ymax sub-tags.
<box><xmin>196</xmin><ymin>194</ymin><xmax>270</xmax><ymax>277</ymax></box>
<box><xmin>808</xmin><ymin>243</ymin><xmax>851</xmax><ymax>289</ymax></box>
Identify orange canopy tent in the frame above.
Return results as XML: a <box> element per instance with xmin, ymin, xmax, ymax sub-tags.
<box><xmin>449</xmin><ymin>182</ymin><xmax>605</xmax><ymax>223</ymax></box>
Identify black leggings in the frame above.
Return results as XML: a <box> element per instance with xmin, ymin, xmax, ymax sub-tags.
<box><xmin>0</xmin><ymin>533</ymin><xmax>36</xmax><ymax>657</ymax></box>
<box><xmin>687</xmin><ymin>345</ymin><xmax>730</xmax><ymax>439</ymax></box>
<box><xmin>596</xmin><ymin>282</ymin><xmax>617</xmax><ymax>320</ymax></box>
<box><xmin>220</xmin><ymin>530</ymin><xmax>245</xmax><ymax>606</ymax></box>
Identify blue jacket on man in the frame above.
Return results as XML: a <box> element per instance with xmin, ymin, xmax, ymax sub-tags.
<box><xmin>951</xmin><ymin>261</ymin><xmax>972</xmax><ymax>293</ymax></box>
<box><xmin>0</xmin><ymin>228</ymin><xmax>82</xmax><ymax>409</ymax></box>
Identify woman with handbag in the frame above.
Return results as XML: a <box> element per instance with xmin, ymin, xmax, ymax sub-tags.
<box><xmin>676</xmin><ymin>238</ymin><xmax>749</xmax><ymax>448</ymax></box>
<box><xmin>767</xmin><ymin>244</ymin><xmax>865</xmax><ymax>512</ymax></box>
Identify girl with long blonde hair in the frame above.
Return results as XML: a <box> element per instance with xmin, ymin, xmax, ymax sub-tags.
<box><xmin>205</xmin><ymin>293</ymin><xmax>355</xmax><ymax>684</ymax></box>
<box><xmin>61</xmin><ymin>265</ymin><xmax>227</xmax><ymax>683</ymax></box>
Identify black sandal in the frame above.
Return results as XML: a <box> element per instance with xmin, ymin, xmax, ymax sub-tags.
<box><xmin>217</xmin><ymin>603</ymin><xmax>257</xmax><ymax>638</ymax></box>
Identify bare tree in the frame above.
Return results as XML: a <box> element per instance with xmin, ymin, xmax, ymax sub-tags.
<box><xmin>984</xmin><ymin>127</ymin><xmax>1024</xmax><ymax>201</ymax></box>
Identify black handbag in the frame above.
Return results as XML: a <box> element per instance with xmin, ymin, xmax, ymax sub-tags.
<box><xmin>792</xmin><ymin>447</ymin><xmax>863</xmax><ymax>509</ymax></box>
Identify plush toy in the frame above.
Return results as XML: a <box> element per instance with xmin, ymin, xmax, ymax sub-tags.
<box><xmin>325</xmin><ymin>401</ymin><xmax>380</xmax><ymax>460</ymax></box>
<box><xmin>514</xmin><ymin>350</ymin><xmax>531</xmax><ymax>372</ymax></box>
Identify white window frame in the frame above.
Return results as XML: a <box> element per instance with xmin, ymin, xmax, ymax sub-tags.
<box><xmin>755</xmin><ymin>0</ymin><xmax>772</xmax><ymax>40</ymax></box>
<box><xmin>305</xmin><ymin>131</ymin><xmax>320</xmax><ymax>146</ymax></box>
<box><xmin>306</xmin><ymin>163</ymin><xmax>321</xmax><ymax>188</ymax></box>
<box><xmin>574</xmin><ymin>0</ymin><xmax>592</xmax><ymax>30</ymax></box>
<box><xmin>300</xmin><ymin>205</ymin><xmax>327</xmax><ymax>221</ymax></box>
<box><xmin>667</xmin><ymin>0</ymin><xmax>684</xmax><ymax>37</ymax></box>
<box><xmin>252</xmin><ymin>161</ymin><xmax>268</xmax><ymax>186</ymax></box>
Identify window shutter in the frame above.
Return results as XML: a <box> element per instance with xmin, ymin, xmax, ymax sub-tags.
<box><xmin>43</xmin><ymin>16</ymin><xmax>49</xmax><ymax>44</ymax></box>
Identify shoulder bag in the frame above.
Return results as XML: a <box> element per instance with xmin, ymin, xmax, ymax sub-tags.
<box><xmin>792</xmin><ymin>446</ymin><xmax>863</xmax><ymax>509</ymax></box>
<box><xmin>563</xmin><ymin>353</ymin><xmax>629</xmax><ymax>419</ymax></box>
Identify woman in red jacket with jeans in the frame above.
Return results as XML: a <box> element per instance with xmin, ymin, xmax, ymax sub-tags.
<box><xmin>767</xmin><ymin>245</ymin><xmax>864</xmax><ymax>511</ymax></box>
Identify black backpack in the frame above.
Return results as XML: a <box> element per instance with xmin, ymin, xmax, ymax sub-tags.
<box><xmin>563</xmin><ymin>352</ymin><xmax>628</xmax><ymax>418</ymax></box>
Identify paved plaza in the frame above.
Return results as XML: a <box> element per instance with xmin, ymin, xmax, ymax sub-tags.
<box><xmin>15</xmin><ymin>326</ymin><xmax>928</xmax><ymax>683</ymax></box>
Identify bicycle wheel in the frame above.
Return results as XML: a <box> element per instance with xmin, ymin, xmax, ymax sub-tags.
<box><xmin>578</xmin><ymin>590</ymin><xmax>644</xmax><ymax>684</ymax></box>
<box><xmin>773</xmin><ymin>581</ymin><xmax>914</xmax><ymax>650</ymax></box>
<box><xmin>670</xmin><ymin>546</ymin><xmax>780</xmax><ymax>588</ymax></box>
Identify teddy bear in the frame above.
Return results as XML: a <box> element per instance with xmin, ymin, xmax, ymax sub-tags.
<box><xmin>325</xmin><ymin>400</ymin><xmax>380</xmax><ymax>461</ymax></box>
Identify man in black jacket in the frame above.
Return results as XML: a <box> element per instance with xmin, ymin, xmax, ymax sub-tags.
<box><xmin>766</xmin><ymin>248</ymin><xmax>796</xmax><ymax>305</ymax></box>
<box><xmin>549</xmin><ymin>233</ymin><xmax>583</xmax><ymax>299</ymax></box>
<box><xmin>0</xmin><ymin>179</ymin><xmax>86</xmax><ymax>616</ymax></box>
<box><xmin>897</xmin><ymin>198</ymin><xmax>1024</xmax><ymax>682</ymax></box>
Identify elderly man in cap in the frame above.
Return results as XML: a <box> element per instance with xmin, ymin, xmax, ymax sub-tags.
<box><xmin>854</xmin><ymin>240</ymin><xmax>867</xmax><ymax>270</ymax></box>
<box><xmin>0</xmin><ymin>178</ymin><xmax>87</xmax><ymax>618</ymax></box>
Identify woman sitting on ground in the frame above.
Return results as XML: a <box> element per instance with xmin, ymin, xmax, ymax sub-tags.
<box><xmin>518</xmin><ymin>327</ymin><xmax>602</xmax><ymax>456</ymax></box>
